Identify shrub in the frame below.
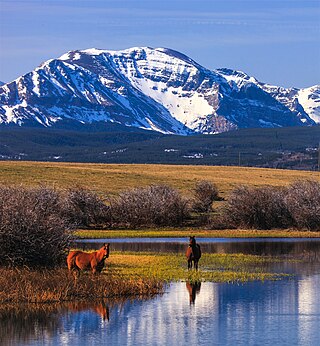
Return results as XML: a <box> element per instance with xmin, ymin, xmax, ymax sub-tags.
<box><xmin>191</xmin><ymin>180</ymin><xmax>220</xmax><ymax>213</ymax></box>
<box><xmin>222</xmin><ymin>185</ymin><xmax>292</xmax><ymax>229</ymax></box>
<box><xmin>63</xmin><ymin>187</ymin><xmax>110</xmax><ymax>228</ymax></box>
<box><xmin>284</xmin><ymin>180</ymin><xmax>320</xmax><ymax>231</ymax></box>
<box><xmin>111</xmin><ymin>184</ymin><xmax>189</xmax><ymax>227</ymax></box>
<box><xmin>207</xmin><ymin>213</ymin><xmax>235</xmax><ymax>230</ymax></box>
<box><xmin>0</xmin><ymin>185</ymin><xmax>73</xmax><ymax>267</ymax></box>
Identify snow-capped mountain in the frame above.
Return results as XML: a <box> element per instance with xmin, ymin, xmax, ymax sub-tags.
<box><xmin>0</xmin><ymin>47</ymin><xmax>318</xmax><ymax>135</ymax></box>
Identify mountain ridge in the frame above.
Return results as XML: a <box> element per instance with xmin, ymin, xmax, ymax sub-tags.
<box><xmin>0</xmin><ymin>47</ymin><xmax>318</xmax><ymax>134</ymax></box>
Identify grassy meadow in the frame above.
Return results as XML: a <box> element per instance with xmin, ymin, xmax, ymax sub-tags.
<box><xmin>107</xmin><ymin>252</ymin><xmax>289</xmax><ymax>283</ymax></box>
<box><xmin>0</xmin><ymin>161</ymin><xmax>318</xmax><ymax>199</ymax></box>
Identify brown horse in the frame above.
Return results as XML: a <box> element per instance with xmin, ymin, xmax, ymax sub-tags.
<box><xmin>186</xmin><ymin>236</ymin><xmax>201</xmax><ymax>270</ymax></box>
<box><xmin>67</xmin><ymin>301</ymin><xmax>110</xmax><ymax>321</ymax></box>
<box><xmin>67</xmin><ymin>243</ymin><xmax>110</xmax><ymax>274</ymax></box>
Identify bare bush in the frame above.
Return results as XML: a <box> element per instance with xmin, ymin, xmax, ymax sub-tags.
<box><xmin>284</xmin><ymin>180</ymin><xmax>320</xmax><ymax>231</ymax></box>
<box><xmin>207</xmin><ymin>213</ymin><xmax>235</xmax><ymax>230</ymax></box>
<box><xmin>192</xmin><ymin>180</ymin><xmax>220</xmax><ymax>212</ymax></box>
<box><xmin>63</xmin><ymin>187</ymin><xmax>110</xmax><ymax>228</ymax></box>
<box><xmin>222</xmin><ymin>185</ymin><xmax>292</xmax><ymax>229</ymax></box>
<box><xmin>111</xmin><ymin>184</ymin><xmax>189</xmax><ymax>227</ymax></box>
<box><xmin>0</xmin><ymin>186</ymin><xmax>73</xmax><ymax>267</ymax></box>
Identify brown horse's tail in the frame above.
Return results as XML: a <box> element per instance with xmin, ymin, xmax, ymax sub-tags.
<box><xmin>67</xmin><ymin>251</ymin><xmax>80</xmax><ymax>271</ymax></box>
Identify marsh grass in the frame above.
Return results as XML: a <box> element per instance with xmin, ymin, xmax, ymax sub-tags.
<box><xmin>0</xmin><ymin>267</ymin><xmax>163</xmax><ymax>303</ymax></box>
<box><xmin>107</xmin><ymin>252</ymin><xmax>290</xmax><ymax>283</ymax></box>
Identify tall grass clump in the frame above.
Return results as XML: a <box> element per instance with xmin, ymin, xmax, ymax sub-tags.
<box><xmin>63</xmin><ymin>187</ymin><xmax>110</xmax><ymax>228</ymax></box>
<box><xmin>284</xmin><ymin>180</ymin><xmax>320</xmax><ymax>231</ymax></box>
<box><xmin>0</xmin><ymin>186</ymin><xmax>73</xmax><ymax>267</ymax></box>
<box><xmin>191</xmin><ymin>180</ymin><xmax>220</xmax><ymax>213</ymax></box>
<box><xmin>111</xmin><ymin>184</ymin><xmax>189</xmax><ymax>228</ymax></box>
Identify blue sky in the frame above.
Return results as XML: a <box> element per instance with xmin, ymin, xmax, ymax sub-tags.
<box><xmin>0</xmin><ymin>0</ymin><xmax>319</xmax><ymax>88</ymax></box>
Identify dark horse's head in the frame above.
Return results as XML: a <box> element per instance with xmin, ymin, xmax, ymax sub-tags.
<box><xmin>101</xmin><ymin>243</ymin><xmax>110</xmax><ymax>259</ymax></box>
<box><xmin>189</xmin><ymin>236</ymin><xmax>196</xmax><ymax>247</ymax></box>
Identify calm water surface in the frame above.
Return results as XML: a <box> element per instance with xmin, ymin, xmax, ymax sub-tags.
<box><xmin>1</xmin><ymin>239</ymin><xmax>320</xmax><ymax>346</ymax></box>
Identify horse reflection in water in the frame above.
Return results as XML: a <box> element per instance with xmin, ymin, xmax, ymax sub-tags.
<box><xmin>67</xmin><ymin>301</ymin><xmax>110</xmax><ymax>321</ymax></box>
<box><xmin>67</xmin><ymin>243</ymin><xmax>110</xmax><ymax>275</ymax></box>
<box><xmin>186</xmin><ymin>236</ymin><xmax>201</xmax><ymax>270</ymax></box>
<box><xmin>186</xmin><ymin>281</ymin><xmax>201</xmax><ymax>305</ymax></box>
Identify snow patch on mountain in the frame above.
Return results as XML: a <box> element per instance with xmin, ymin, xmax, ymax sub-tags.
<box><xmin>298</xmin><ymin>86</ymin><xmax>320</xmax><ymax>123</ymax></box>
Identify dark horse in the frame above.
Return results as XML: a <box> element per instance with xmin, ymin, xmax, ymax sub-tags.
<box><xmin>186</xmin><ymin>236</ymin><xmax>201</xmax><ymax>270</ymax></box>
<box><xmin>186</xmin><ymin>281</ymin><xmax>201</xmax><ymax>304</ymax></box>
<box><xmin>67</xmin><ymin>243</ymin><xmax>110</xmax><ymax>274</ymax></box>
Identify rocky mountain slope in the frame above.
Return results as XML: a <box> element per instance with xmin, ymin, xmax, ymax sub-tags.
<box><xmin>0</xmin><ymin>47</ymin><xmax>318</xmax><ymax>134</ymax></box>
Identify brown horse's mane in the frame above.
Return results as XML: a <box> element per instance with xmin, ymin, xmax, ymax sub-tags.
<box><xmin>95</xmin><ymin>246</ymin><xmax>109</xmax><ymax>263</ymax></box>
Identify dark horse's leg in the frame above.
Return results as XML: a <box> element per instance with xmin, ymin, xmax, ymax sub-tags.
<box><xmin>194</xmin><ymin>260</ymin><xmax>198</xmax><ymax>271</ymax></box>
<box><xmin>188</xmin><ymin>259</ymin><xmax>192</xmax><ymax>270</ymax></box>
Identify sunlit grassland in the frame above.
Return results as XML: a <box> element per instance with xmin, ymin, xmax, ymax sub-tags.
<box><xmin>106</xmin><ymin>252</ymin><xmax>290</xmax><ymax>283</ymax></box>
<box><xmin>75</xmin><ymin>228</ymin><xmax>320</xmax><ymax>239</ymax></box>
<box><xmin>0</xmin><ymin>161</ymin><xmax>318</xmax><ymax>198</ymax></box>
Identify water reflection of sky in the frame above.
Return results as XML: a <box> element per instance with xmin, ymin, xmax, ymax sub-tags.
<box><xmin>2</xmin><ymin>239</ymin><xmax>320</xmax><ymax>346</ymax></box>
<box><xmin>26</xmin><ymin>274</ymin><xmax>319</xmax><ymax>346</ymax></box>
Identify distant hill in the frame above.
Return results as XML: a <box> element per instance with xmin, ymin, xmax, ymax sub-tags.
<box><xmin>0</xmin><ymin>47</ymin><xmax>319</xmax><ymax>134</ymax></box>
<box><xmin>0</xmin><ymin>125</ymin><xmax>319</xmax><ymax>170</ymax></box>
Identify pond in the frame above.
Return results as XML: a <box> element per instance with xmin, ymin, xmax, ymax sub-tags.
<box><xmin>1</xmin><ymin>239</ymin><xmax>320</xmax><ymax>346</ymax></box>
<box><xmin>75</xmin><ymin>237</ymin><xmax>320</xmax><ymax>259</ymax></box>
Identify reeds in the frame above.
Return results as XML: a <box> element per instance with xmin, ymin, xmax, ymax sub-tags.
<box><xmin>0</xmin><ymin>267</ymin><xmax>163</xmax><ymax>303</ymax></box>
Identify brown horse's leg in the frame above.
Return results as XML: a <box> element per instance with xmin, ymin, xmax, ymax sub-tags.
<box><xmin>71</xmin><ymin>268</ymin><xmax>80</xmax><ymax>280</ymax></box>
<box><xmin>91</xmin><ymin>259</ymin><xmax>98</xmax><ymax>276</ymax></box>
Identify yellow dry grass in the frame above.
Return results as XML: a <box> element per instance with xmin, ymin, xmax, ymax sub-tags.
<box><xmin>0</xmin><ymin>161</ymin><xmax>318</xmax><ymax>197</ymax></box>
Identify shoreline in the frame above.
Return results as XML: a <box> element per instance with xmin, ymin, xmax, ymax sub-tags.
<box><xmin>75</xmin><ymin>228</ymin><xmax>320</xmax><ymax>239</ymax></box>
